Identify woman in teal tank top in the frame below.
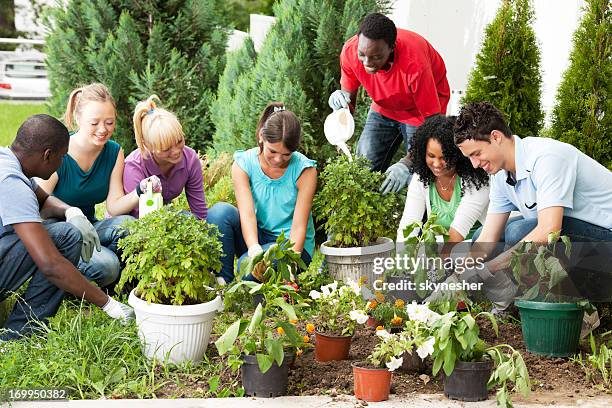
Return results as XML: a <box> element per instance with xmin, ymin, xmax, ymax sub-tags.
<box><xmin>207</xmin><ymin>102</ymin><xmax>317</xmax><ymax>283</ymax></box>
<box><xmin>398</xmin><ymin>115</ymin><xmax>490</xmax><ymax>243</ymax></box>
<box><xmin>37</xmin><ymin>84</ymin><xmax>156</xmax><ymax>289</ymax></box>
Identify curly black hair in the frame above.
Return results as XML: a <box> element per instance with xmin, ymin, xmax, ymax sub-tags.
<box><xmin>454</xmin><ymin>101</ymin><xmax>513</xmax><ymax>144</ymax></box>
<box><xmin>409</xmin><ymin>114</ymin><xmax>489</xmax><ymax>193</ymax></box>
<box><xmin>358</xmin><ymin>13</ymin><xmax>397</xmax><ymax>48</ymax></box>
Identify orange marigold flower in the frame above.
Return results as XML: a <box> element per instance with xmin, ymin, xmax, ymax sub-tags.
<box><xmin>376</xmin><ymin>325</ymin><xmax>384</xmax><ymax>331</ymax></box>
<box><xmin>391</xmin><ymin>315</ymin><xmax>403</xmax><ymax>326</ymax></box>
<box><xmin>277</xmin><ymin>327</ymin><xmax>285</xmax><ymax>335</ymax></box>
<box><xmin>306</xmin><ymin>323</ymin><xmax>315</xmax><ymax>333</ymax></box>
<box><xmin>290</xmin><ymin>319</ymin><xmax>298</xmax><ymax>324</ymax></box>
<box><xmin>367</xmin><ymin>300</ymin><xmax>378</xmax><ymax>309</ymax></box>
<box><xmin>394</xmin><ymin>299</ymin><xmax>405</xmax><ymax>308</ymax></box>
<box><xmin>375</xmin><ymin>291</ymin><xmax>385</xmax><ymax>303</ymax></box>
<box><xmin>303</xmin><ymin>335</ymin><xmax>310</xmax><ymax>343</ymax></box>
<box><xmin>296</xmin><ymin>348</ymin><xmax>303</xmax><ymax>357</ymax></box>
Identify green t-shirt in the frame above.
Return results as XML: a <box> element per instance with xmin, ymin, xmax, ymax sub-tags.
<box><xmin>429</xmin><ymin>176</ymin><xmax>481</xmax><ymax>240</ymax></box>
<box><xmin>53</xmin><ymin>139</ymin><xmax>120</xmax><ymax>222</ymax></box>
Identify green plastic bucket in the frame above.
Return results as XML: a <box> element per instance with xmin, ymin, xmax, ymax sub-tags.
<box><xmin>515</xmin><ymin>300</ymin><xmax>584</xmax><ymax>357</ymax></box>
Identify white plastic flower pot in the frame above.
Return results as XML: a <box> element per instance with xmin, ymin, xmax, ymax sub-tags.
<box><xmin>320</xmin><ymin>237</ymin><xmax>394</xmax><ymax>288</ymax></box>
<box><xmin>128</xmin><ymin>289</ymin><xmax>222</xmax><ymax>364</ymax></box>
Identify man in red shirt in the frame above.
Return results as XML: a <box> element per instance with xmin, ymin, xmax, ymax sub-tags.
<box><xmin>329</xmin><ymin>13</ymin><xmax>450</xmax><ymax>194</ymax></box>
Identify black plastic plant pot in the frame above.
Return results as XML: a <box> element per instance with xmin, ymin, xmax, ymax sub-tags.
<box><xmin>444</xmin><ymin>360</ymin><xmax>493</xmax><ymax>402</ymax></box>
<box><xmin>241</xmin><ymin>354</ymin><xmax>291</xmax><ymax>397</ymax></box>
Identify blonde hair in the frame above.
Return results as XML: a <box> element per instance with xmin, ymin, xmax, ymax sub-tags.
<box><xmin>63</xmin><ymin>83</ymin><xmax>116</xmax><ymax>130</ymax></box>
<box><xmin>133</xmin><ymin>95</ymin><xmax>184</xmax><ymax>159</ymax></box>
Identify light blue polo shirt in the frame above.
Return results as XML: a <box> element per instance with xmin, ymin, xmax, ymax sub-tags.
<box><xmin>488</xmin><ymin>136</ymin><xmax>612</xmax><ymax>230</ymax></box>
<box><xmin>0</xmin><ymin>147</ymin><xmax>41</xmax><ymax>236</ymax></box>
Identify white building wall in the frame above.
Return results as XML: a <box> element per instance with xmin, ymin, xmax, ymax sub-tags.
<box><xmin>390</xmin><ymin>0</ymin><xmax>585</xmax><ymax>123</ymax></box>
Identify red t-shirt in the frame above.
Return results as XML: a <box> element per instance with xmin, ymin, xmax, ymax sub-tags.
<box><xmin>340</xmin><ymin>29</ymin><xmax>450</xmax><ymax>126</ymax></box>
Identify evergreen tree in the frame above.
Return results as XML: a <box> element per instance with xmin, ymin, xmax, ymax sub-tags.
<box><xmin>44</xmin><ymin>0</ymin><xmax>229</xmax><ymax>153</ymax></box>
<box><xmin>211</xmin><ymin>0</ymin><xmax>390</xmax><ymax>163</ymax></box>
<box><xmin>550</xmin><ymin>0</ymin><xmax>611</xmax><ymax>169</ymax></box>
<box><xmin>462</xmin><ymin>0</ymin><xmax>543</xmax><ymax>137</ymax></box>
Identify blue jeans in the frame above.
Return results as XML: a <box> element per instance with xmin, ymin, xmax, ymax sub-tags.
<box><xmin>0</xmin><ymin>221</ymin><xmax>82</xmax><ymax>340</ymax></box>
<box><xmin>78</xmin><ymin>215</ymin><xmax>134</xmax><ymax>288</ymax></box>
<box><xmin>472</xmin><ymin>215</ymin><xmax>612</xmax><ymax>246</ymax></box>
<box><xmin>356</xmin><ymin>109</ymin><xmax>418</xmax><ymax>172</ymax></box>
<box><xmin>207</xmin><ymin>202</ymin><xmax>312</xmax><ymax>283</ymax></box>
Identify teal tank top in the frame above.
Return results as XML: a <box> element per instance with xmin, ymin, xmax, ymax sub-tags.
<box><xmin>429</xmin><ymin>176</ymin><xmax>481</xmax><ymax>240</ymax></box>
<box><xmin>53</xmin><ymin>139</ymin><xmax>121</xmax><ymax>222</ymax></box>
<box><xmin>233</xmin><ymin>148</ymin><xmax>316</xmax><ymax>256</ymax></box>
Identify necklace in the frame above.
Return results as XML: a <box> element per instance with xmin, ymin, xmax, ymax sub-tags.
<box><xmin>436</xmin><ymin>174</ymin><xmax>456</xmax><ymax>192</ymax></box>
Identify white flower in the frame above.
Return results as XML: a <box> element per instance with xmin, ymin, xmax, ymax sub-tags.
<box><xmin>406</xmin><ymin>302</ymin><xmax>441</xmax><ymax>326</ymax></box>
<box><xmin>346</xmin><ymin>279</ymin><xmax>361</xmax><ymax>295</ymax></box>
<box><xmin>376</xmin><ymin>329</ymin><xmax>392</xmax><ymax>340</ymax></box>
<box><xmin>321</xmin><ymin>281</ymin><xmax>338</xmax><ymax>297</ymax></box>
<box><xmin>416</xmin><ymin>337</ymin><xmax>435</xmax><ymax>360</ymax></box>
<box><xmin>309</xmin><ymin>290</ymin><xmax>321</xmax><ymax>300</ymax></box>
<box><xmin>386</xmin><ymin>356</ymin><xmax>403</xmax><ymax>371</ymax></box>
<box><xmin>349</xmin><ymin>310</ymin><xmax>369</xmax><ymax>324</ymax></box>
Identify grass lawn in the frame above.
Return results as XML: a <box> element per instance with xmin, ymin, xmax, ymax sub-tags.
<box><xmin>0</xmin><ymin>102</ymin><xmax>49</xmax><ymax>147</ymax></box>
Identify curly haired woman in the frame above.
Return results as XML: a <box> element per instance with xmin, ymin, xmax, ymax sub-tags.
<box><xmin>397</xmin><ymin>115</ymin><xmax>489</xmax><ymax>243</ymax></box>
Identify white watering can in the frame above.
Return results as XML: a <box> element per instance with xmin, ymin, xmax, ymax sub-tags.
<box><xmin>139</xmin><ymin>180</ymin><xmax>163</xmax><ymax>217</ymax></box>
<box><xmin>324</xmin><ymin>108</ymin><xmax>354</xmax><ymax>161</ymax></box>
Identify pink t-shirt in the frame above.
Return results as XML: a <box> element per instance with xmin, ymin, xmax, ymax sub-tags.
<box><xmin>340</xmin><ymin>29</ymin><xmax>450</xmax><ymax>126</ymax></box>
<box><xmin>123</xmin><ymin>146</ymin><xmax>207</xmax><ymax>219</ymax></box>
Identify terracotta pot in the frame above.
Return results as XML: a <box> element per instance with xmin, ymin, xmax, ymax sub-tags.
<box><xmin>352</xmin><ymin>363</ymin><xmax>392</xmax><ymax>402</ymax></box>
<box><xmin>366</xmin><ymin>316</ymin><xmax>381</xmax><ymax>328</ymax></box>
<box><xmin>315</xmin><ymin>332</ymin><xmax>352</xmax><ymax>361</ymax></box>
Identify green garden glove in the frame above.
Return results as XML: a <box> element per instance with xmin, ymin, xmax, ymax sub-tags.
<box><xmin>65</xmin><ymin>207</ymin><xmax>101</xmax><ymax>263</ymax></box>
<box><xmin>380</xmin><ymin>162</ymin><xmax>411</xmax><ymax>195</ymax></box>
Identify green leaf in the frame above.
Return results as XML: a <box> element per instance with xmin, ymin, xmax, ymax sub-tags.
<box><xmin>268</xmin><ymin>339</ymin><xmax>284</xmax><ymax>366</ymax></box>
<box><xmin>271</xmin><ymin>297</ymin><xmax>297</xmax><ymax>321</ymax></box>
<box><xmin>215</xmin><ymin>319</ymin><xmax>242</xmax><ymax>355</ymax></box>
<box><xmin>248</xmin><ymin>303</ymin><xmax>263</xmax><ymax>333</ymax></box>
<box><xmin>442</xmin><ymin>344</ymin><xmax>456</xmax><ymax>377</ymax></box>
<box><xmin>521</xmin><ymin>284</ymin><xmax>539</xmax><ymax>300</ymax></box>
<box><xmin>256</xmin><ymin>353</ymin><xmax>274</xmax><ymax>374</ymax></box>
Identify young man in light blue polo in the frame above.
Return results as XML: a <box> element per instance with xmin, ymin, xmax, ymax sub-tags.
<box><xmin>450</xmin><ymin>101</ymin><xmax>612</xmax><ymax>311</ymax></box>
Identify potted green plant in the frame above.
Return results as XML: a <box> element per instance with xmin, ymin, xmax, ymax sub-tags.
<box><xmin>390</xmin><ymin>214</ymin><xmax>450</xmax><ymax>301</ymax></box>
<box><xmin>428</xmin><ymin>302</ymin><xmax>531</xmax><ymax>405</ymax></box>
<box><xmin>366</xmin><ymin>296</ymin><xmax>407</xmax><ymax>333</ymax></box>
<box><xmin>116</xmin><ymin>206</ymin><xmax>223</xmax><ymax>364</ymax></box>
<box><xmin>352</xmin><ymin>328</ymin><xmax>412</xmax><ymax>402</ymax></box>
<box><xmin>308</xmin><ymin>280</ymin><xmax>366</xmax><ymax>361</ymax></box>
<box><xmin>511</xmin><ymin>232</ymin><xmax>591</xmax><ymax>357</ymax></box>
<box><xmin>215</xmin><ymin>281</ymin><xmax>310</xmax><ymax>397</ymax></box>
<box><xmin>314</xmin><ymin>156</ymin><xmax>400</xmax><ymax>285</ymax></box>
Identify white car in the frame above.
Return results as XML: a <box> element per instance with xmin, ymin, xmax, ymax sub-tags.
<box><xmin>0</xmin><ymin>55</ymin><xmax>51</xmax><ymax>100</ymax></box>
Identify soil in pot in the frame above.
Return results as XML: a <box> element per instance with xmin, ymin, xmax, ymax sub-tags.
<box><xmin>352</xmin><ymin>362</ymin><xmax>392</xmax><ymax>402</ymax></box>
<box><xmin>241</xmin><ymin>354</ymin><xmax>292</xmax><ymax>397</ymax></box>
<box><xmin>444</xmin><ymin>359</ymin><xmax>493</xmax><ymax>402</ymax></box>
<box><xmin>315</xmin><ymin>332</ymin><xmax>352</xmax><ymax>362</ymax></box>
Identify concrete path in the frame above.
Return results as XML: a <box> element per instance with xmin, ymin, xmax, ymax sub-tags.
<box><xmin>3</xmin><ymin>394</ymin><xmax>611</xmax><ymax>408</ymax></box>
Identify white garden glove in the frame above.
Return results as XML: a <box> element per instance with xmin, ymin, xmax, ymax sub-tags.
<box><xmin>380</xmin><ymin>162</ymin><xmax>411</xmax><ymax>195</ymax></box>
<box><xmin>65</xmin><ymin>207</ymin><xmax>101</xmax><ymax>263</ymax></box>
<box><xmin>328</xmin><ymin>90</ymin><xmax>351</xmax><ymax>110</ymax></box>
<box><xmin>102</xmin><ymin>296</ymin><xmax>134</xmax><ymax>323</ymax></box>
<box><xmin>247</xmin><ymin>244</ymin><xmax>264</xmax><ymax>258</ymax></box>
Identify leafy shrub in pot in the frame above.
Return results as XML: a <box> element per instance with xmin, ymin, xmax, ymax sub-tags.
<box><xmin>116</xmin><ymin>206</ymin><xmax>224</xmax><ymax>363</ymax></box>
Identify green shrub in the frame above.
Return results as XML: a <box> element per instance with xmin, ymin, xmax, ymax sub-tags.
<box><xmin>210</xmin><ymin>0</ymin><xmax>390</xmax><ymax>163</ymax></box>
<box><xmin>117</xmin><ymin>207</ymin><xmax>223</xmax><ymax>305</ymax></box>
<box><xmin>314</xmin><ymin>156</ymin><xmax>400</xmax><ymax>247</ymax></box>
<box><xmin>462</xmin><ymin>0</ymin><xmax>544</xmax><ymax>137</ymax></box>
<box><xmin>550</xmin><ymin>0</ymin><xmax>611</xmax><ymax>169</ymax></box>
<box><xmin>44</xmin><ymin>0</ymin><xmax>229</xmax><ymax>153</ymax></box>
